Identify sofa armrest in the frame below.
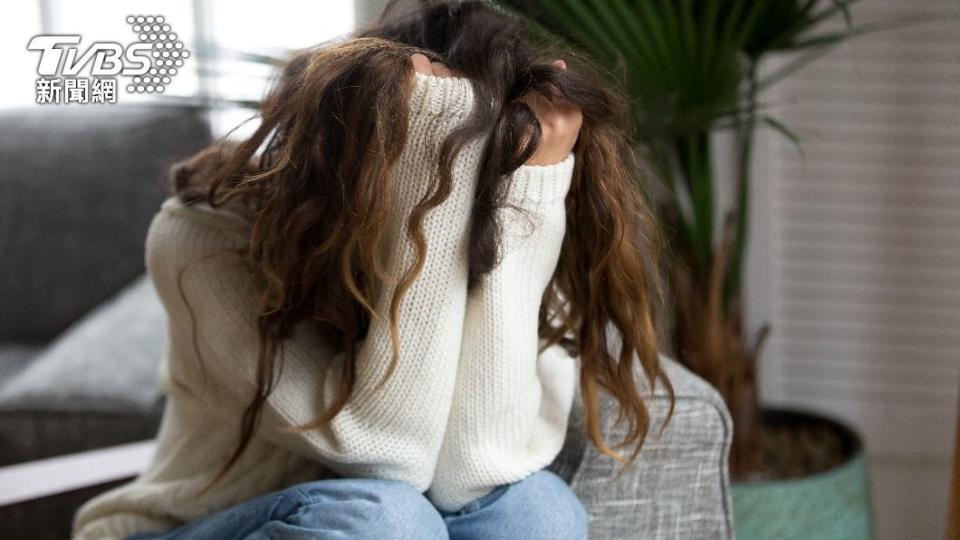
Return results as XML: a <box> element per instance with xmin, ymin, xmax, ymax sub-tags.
<box><xmin>0</xmin><ymin>440</ymin><xmax>156</xmax><ymax>507</ymax></box>
<box><xmin>0</xmin><ymin>441</ymin><xmax>156</xmax><ymax>540</ymax></box>
<box><xmin>568</xmin><ymin>355</ymin><xmax>734</xmax><ymax>540</ymax></box>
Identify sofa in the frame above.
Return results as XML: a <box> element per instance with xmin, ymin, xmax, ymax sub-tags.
<box><xmin>0</xmin><ymin>105</ymin><xmax>734</xmax><ymax>539</ymax></box>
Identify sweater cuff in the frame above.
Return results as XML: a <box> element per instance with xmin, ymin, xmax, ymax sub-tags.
<box><xmin>408</xmin><ymin>71</ymin><xmax>475</xmax><ymax>118</ymax></box>
<box><xmin>504</xmin><ymin>152</ymin><xmax>575</xmax><ymax>209</ymax></box>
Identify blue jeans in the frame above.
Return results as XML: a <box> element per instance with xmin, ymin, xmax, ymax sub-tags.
<box><xmin>126</xmin><ymin>469</ymin><xmax>588</xmax><ymax>539</ymax></box>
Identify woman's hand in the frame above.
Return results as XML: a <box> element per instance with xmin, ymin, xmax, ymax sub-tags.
<box><xmin>411</xmin><ymin>53</ymin><xmax>460</xmax><ymax>78</ymax></box>
<box><xmin>521</xmin><ymin>59</ymin><xmax>583</xmax><ymax>166</ymax></box>
<box><xmin>411</xmin><ymin>54</ymin><xmax>581</xmax><ymax>166</ymax></box>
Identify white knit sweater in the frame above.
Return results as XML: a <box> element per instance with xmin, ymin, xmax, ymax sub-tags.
<box><xmin>71</xmin><ymin>71</ymin><xmax>577</xmax><ymax>539</ymax></box>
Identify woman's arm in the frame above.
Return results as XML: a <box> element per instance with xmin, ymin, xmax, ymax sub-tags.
<box><xmin>148</xmin><ymin>66</ymin><xmax>483</xmax><ymax>493</ymax></box>
<box><xmin>427</xmin><ymin>70</ymin><xmax>585</xmax><ymax>511</ymax></box>
<box><xmin>425</xmin><ymin>153</ymin><xmax>579</xmax><ymax>512</ymax></box>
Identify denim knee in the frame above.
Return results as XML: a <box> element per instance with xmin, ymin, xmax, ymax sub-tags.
<box><xmin>280</xmin><ymin>477</ymin><xmax>448</xmax><ymax>540</ymax></box>
<box><xmin>519</xmin><ymin>470</ymin><xmax>589</xmax><ymax>538</ymax></box>
<box><xmin>443</xmin><ymin>469</ymin><xmax>588</xmax><ymax>540</ymax></box>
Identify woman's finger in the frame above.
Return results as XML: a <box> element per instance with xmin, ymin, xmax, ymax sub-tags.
<box><xmin>411</xmin><ymin>53</ymin><xmax>433</xmax><ymax>75</ymax></box>
<box><xmin>430</xmin><ymin>61</ymin><xmax>454</xmax><ymax>78</ymax></box>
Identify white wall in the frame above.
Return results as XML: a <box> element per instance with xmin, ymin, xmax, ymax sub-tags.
<box><xmin>752</xmin><ymin>1</ymin><xmax>960</xmax><ymax>538</ymax></box>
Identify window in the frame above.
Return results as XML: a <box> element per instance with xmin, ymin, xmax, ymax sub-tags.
<box><xmin>13</xmin><ymin>0</ymin><xmax>355</xmax><ymax>136</ymax></box>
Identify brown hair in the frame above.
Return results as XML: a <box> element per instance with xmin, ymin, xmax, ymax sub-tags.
<box><xmin>175</xmin><ymin>0</ymin><xmax>673</xmax><ymax>495</ymax></box>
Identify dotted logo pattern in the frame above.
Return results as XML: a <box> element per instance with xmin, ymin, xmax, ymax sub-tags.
<box><xmin>124</xmin><ymin>15</ymin><xmax>190</xmax><ymax>94</ymax></box>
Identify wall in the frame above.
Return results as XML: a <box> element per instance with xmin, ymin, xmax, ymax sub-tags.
<box><xmin>753</xmin><ymin>1</ymin><xmax>960</xmax><ymax>538</ymax></box>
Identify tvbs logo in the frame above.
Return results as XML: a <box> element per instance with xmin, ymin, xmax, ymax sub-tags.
<box><xmin>27</xmin><ymin>15</ymin><xmax>189</xmax><ymax>104</ymax></box>
<box><xmin>28</xmin><ymin>35</ymin><xmax>153</xmax><ymax>77</ymax></box>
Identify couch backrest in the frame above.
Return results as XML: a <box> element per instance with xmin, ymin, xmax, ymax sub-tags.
<box><xmin>0</xmin><ymin>105</ymin><xmax>211</xmax><ymax>342</ymax></box>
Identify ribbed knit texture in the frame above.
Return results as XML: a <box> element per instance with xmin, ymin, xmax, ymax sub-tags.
<box><xmin>71</xmin><ymin>71</ymin><xmax>577</xmax><ymax>539</ymax></box>
<box><xmin>427</xmin><ymin>152</ymin><xmax>578</xmax><ymax>512</ymax></box>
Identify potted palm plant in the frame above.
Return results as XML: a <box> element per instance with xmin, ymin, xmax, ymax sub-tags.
<box><xmin>491</xmin><ymin>0</ymin><xmax>884</xmax><ymax>537</ymax></box>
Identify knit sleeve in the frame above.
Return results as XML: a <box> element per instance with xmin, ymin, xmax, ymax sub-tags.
<box><xmin>426</xmin><ymin>152</ymin><xmax>580</xmax><ymax>512</ymax></box>
<box><xmin>148</xmin><ymin>70</ymin><xmax>483</xmax><ymax>493</ymax></box>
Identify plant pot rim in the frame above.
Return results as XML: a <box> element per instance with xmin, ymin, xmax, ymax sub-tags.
<box><xmin>732</xmin><ymin>405</ymin><xmax>865</xmax><ymax>486</ymax></box>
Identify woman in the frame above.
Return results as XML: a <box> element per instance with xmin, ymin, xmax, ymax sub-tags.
<box><xmin>71</xmin><ymin>1</ymin><xmax>672</xmax><ymax>538</ymax></box>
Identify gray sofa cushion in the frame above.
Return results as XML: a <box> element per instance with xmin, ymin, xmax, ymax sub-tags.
<box><xmin>0</xmin><ymin>345</ymin><xmax>42</xmax><ymax>383</ymax></box>
<box><xmin>0</xmin><ymin>275</ymin><xmax>166</xmax><ymax>466</ymax></box>
<box><xmin>568</xmin><ymin>358</ymin><xmax>734</xmax><ymax>538</ymax></box>
<box><xmin>0</xmin><ymin>105</ymin><xmax>210</xmax><ymax>342</ymax></box>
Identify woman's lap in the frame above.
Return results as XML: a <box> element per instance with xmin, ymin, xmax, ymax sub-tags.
<box><xmin>126</xmin><ymin>469</ymin><xmax>587</xmax><ymax>540</ymax></box>
<box><xmin>439</xmin><ymin>469</ymin><xmax>589</xmax><ymax>540</ymax></box>
<box><xmin>126</xmin><ymin>477</ymin><xmax>445</xmax><ymax>540</ymax></box>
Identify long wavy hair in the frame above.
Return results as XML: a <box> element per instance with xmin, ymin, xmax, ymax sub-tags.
<box><xmin>176</xmin><ymin>0</ymin><xmax>674</xmax><ymax>496</ymax></box>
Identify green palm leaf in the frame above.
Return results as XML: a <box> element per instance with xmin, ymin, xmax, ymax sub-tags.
<box><xmin>495</xmin><ymin>0</ymin><xmax>882</xmax><ymax>300</ymax></box>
